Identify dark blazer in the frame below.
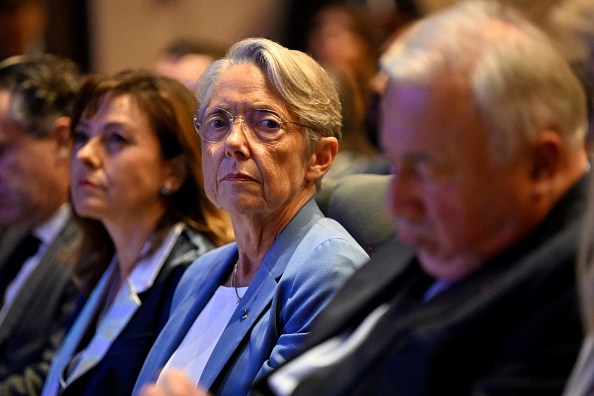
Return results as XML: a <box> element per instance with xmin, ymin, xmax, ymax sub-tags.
<box><xmin>0</xmin><ymin>217</ymin><xmax>80</xmax><ymax>396</ymax></box>
<box><xmin>43</xmin><ymin>226</ymin><xmax>214</xmax><ymax>396</ymax></box>
<box><xmin>254</xmin><ymin>175</ymin><xmax>588</xmax><ymax>396</ymax></box>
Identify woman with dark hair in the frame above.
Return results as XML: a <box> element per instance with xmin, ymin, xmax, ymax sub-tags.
<box><xmin>41</xmin><ymin>70</ymin><xmax>233</xmax><ymax>396</ymax></box>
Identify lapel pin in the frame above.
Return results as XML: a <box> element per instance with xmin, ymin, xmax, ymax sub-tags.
<box><xmin>241</xmin><ymin>309</ymin><xmax>248</xmax><ymax>320</ymax></box>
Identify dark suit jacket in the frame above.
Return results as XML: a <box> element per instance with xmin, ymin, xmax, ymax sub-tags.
<box><xmin>0</xmin><ymin>217</ymin><xmax>80</xmax><ymax>396</ymax></box>
<box><xmin>253</xmin><ymin>175</ymin><xmax>588</xmax><ymax>396</ymax></box>
<box><xmin>53</xmin><ymin>226</ymin><xmax>214</xmax><ymax>396</ymax></box>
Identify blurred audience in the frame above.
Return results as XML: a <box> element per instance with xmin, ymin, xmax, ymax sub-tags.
<box><xmin>247</xmin><ymin>1</ymin><xmax>588</xmax><ymax>394</ymax></box>
<box><xmin>154</xmin><ymin>38</ymin><xmax>226</xmax><ymax>90</ymax></box>
<box><xmin>558</xmin><ymin>1</ymin><xmax>594</xmax><ymax>394</ymax></box>
<box><xmin>306</xmin><ymin>4</ymin><xmax>378</xmax><ymax>114</ymax></box>
<box><xmin>0</xmin><ymin>53</ymin><xmax>81</xmax><ymax>395</ymax></box>
<box><xmin>0</xmin><ymin>0</ymin><xmax>89</xmax><ymax>72</ymax></box>
<box><xmin>305</xmin><ymin>3</ymin><xmax>390</xmax><ymax>177</ymax></box>
<box><xmin>135</xmin><ymin>37</ymin><xmax>369</xmax><ymax>396</ymax></box>
<box><xmin>365</xmin><ymin>0</ymin><xmax>424</xmax><ymax>150</ymax></box>
<box><xmin>0</xmin><ymin>0</ymin><xmax>47</xmax><ymax>60</ymax></box>
<box><xmin>324</xmin><ymin>70</ymin><xmax>391</xmax><ymax>178</ymax></box>
<box><xmin>41</xmin><ymin>71</ymin><xmax>233</xmax><ymax>396</ymax></box>
<box><xmin>547</xmin><ymin>0</ymin><xmax>594</xmax><ymax>143</ymax></box>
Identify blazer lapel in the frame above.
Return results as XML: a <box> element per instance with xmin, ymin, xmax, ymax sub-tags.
<box><xmin>65</xmin><ymin>271</ymin><xmax>143</xmax><ymax>385</ymax></box>
<box><xmin>0</xmin><ymin>229</ymin><xmax>20</xmax><ymax>266</ymax></box>
<box><xmin>139</xmin><ymin>246</ymin><xmax>238</xmax><ymax>383</ymax></box>
<box><xmin>198</xmin><ymin>260</ymin><xmax>278</xmax><ymax>388</ymax></box>
<box><xmin>200</xmin><ymin>200</ymin><xmax>324</xmax><ymax>388</ymax></box>
<box><xmin>0</xmin><ymin>230</ymin><xmax>21</xmax><ymax>344</ymax></box>
<box><xmin>42</xmin><ymin>263</ymin><xmax>108</xmax><ymax>396</ymax></box>
<box><xmin>0</xmin><ymin>219</ymin><xmax>79</xmax><ymax>344</ymax></box>
<box><xmin>66</xmin><ymin>224</ymin><xmax>187</xmax><ymax>385</ymax></box>
<box><xmin>303</xmin><ymin>238</ymin><xmax>418</xmax><ymax>348</ymax></box>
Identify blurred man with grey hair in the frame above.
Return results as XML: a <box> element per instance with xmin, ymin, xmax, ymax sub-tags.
<box><xmin>249</xmin><ymin>1</ymin><xmax>590</xmax><ymax>395</ymax></box>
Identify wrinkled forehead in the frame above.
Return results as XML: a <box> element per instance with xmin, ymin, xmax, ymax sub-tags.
<box><xmin>207</xmin><ymin>64</ymin><xmax>291</xmax><ymax>115</ymax></box>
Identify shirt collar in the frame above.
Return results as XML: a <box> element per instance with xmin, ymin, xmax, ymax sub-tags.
<box><xmin>113</xmin><ymin>222</ymin><xmax>186</xmax><ymax>296</ymax></box>
<box><xmin>33</xmin><ymin>204</ymin><xmax>70</xmax><ymax>246</ymax></box>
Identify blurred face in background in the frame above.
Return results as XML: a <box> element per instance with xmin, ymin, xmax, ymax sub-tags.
<box><xmin>154</xmin><ymin>53</ymin><xmax>216</xmax><ymax>90</ymax></box>
<box><xmin>0</xmin><ymin>89</ymin><xmax>67</xmax><ymax>230</ymax></box>
<box><xmin>306</xmin><ymin>4</ymin><xmax>374</xmax><ymax>73</ymax></box>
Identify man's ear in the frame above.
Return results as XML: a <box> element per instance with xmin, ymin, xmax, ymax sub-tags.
<box><xmin>51</xmin><ymin>116</ymin><xmax>72</xmax><ymax>163</ymax></box>
<box><xmin>305</xmin><ymin>136</ymin><xmax>339</xmax><ymax>182</ymax></box>
<box><xmin>529</xmin><ymin>129</ymin><xmax>563</xmax><ymax>183</ymax></box>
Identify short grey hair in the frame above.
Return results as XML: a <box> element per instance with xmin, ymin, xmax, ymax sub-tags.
<box><xmin>0</xmin><ymin>53</ymin><xmax>80</xmax><ymax>138</ymax></box>
<box><xmin>196</xmin><ymin>37</ymin><xmax>343</xmax><ymax>150</ymax></box>
<box><xmin>381</xmin><ymin>0</ymin><xmax>587</xmax><ymax>164</ymax></box>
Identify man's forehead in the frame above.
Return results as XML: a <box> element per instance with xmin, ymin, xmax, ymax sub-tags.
<box><xmin>0</xmin><ymin>90</ymin><xmax>28</xmax><ymax>142</ymax></box>
<box><xmin>0</xmin><ymin>89</ymin><xmax>11</xmax><ymax>107</ymax></box>
<box><xmin>383</xmin><ymin>80</ymin><xmax>430</xmax><ymax>105</ymax></box>
<box><xmin>379</xmin><ymin>78</ymin><xmax>489</xmax><ymax>166</ymax></box>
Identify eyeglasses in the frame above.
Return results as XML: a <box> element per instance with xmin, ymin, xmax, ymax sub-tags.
<box><xmin>193</xmin><ymin>106</ymin><xmax>310</xmax><ymax>144</ymax></box>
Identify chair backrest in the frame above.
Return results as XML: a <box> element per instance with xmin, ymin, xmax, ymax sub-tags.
<box><xmin>316</xmin><ymin>173</ymin><xmax>394</xmax><ymax>256</ymax></box>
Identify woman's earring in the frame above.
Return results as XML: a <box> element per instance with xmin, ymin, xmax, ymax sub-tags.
<box><xmin>160</xmin><ymin>183</ymin><xmax>173</xmax><ymax>196</ymax></box>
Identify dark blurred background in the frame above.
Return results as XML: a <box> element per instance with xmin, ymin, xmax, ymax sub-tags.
<box><xmin>0</xmin><ymin>0</ymin><xmax>90</xmax><ymax>71</ymax></box>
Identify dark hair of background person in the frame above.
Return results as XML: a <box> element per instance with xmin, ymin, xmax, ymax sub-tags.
<box><xmin>305</xmin><ymin>3</ymin><xmax>379</xmax><ymax>100</ymax></box>
<box><xmin>0</xmin><ymin>0</ymin><xmax>90</xmax><ymax>72</ymax></box>
<box><xmin>158</xmin><ymin>38</ymin><xmax>226</xmax><ymax>60</ymax></box>
<box><xmin>282</xmin><ymin>0</ymin><xmax>420</xmax><ymax>51</ymax></box>
<box><xmin>0</xmin><ymin>52</ymin><xmax>80</xmax><ymax>136</ymax></box>
<box><xmin>155</xmin><ymin>38</ymin><xmax>228</xmax><ymax>89</ymax></box>
<box><xmin>70</xmin><ymin>71</ymin><xmax>233</xmax><ymax>294</ymax></box>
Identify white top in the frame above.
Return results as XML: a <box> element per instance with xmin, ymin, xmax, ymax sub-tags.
<box><xmin>159</xmin><ymin>284</ymin><xmax>248</xmax><ymax>387</ymax></box>
<box><xmin>563</xmin><ymin>334</ymin><xmax>594</xmax><ymax>396</ymax></box>
<box><xmin>0</xmin><ymin>204</ymin><xmax>70</xmax><ymax>325</ymax></box>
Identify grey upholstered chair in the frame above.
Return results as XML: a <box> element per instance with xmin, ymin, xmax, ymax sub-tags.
<box><xmin>316</xmin><ymin>173</ymin><xmax>394</xmax><ymax>255</ymax></box>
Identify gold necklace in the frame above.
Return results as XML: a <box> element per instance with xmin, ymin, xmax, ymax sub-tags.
<box><xmin>231</xmin><ymin>261</ymin><xmax>242</xmax><ymax>304</ymax></box>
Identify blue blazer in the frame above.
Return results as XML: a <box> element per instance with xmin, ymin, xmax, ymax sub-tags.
<box><xmin>134</xmin><ymin>200</ymin><xmax>369</xmax><ymax>395</ymax></box>
<box><xmin>42</xmin><ymin>226</ymin><xmax>214</xmax><ymax>396</ymax></box>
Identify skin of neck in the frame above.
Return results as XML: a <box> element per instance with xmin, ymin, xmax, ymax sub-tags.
<box><xmin>228</xmin><ymin>188</ymin><xmax>315</xmax><ymax>287</ymax></box>
<box><xmin>103</xmin><ymin>204</ymin><xmax>168</xmax><ymax>284</ymax></box>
